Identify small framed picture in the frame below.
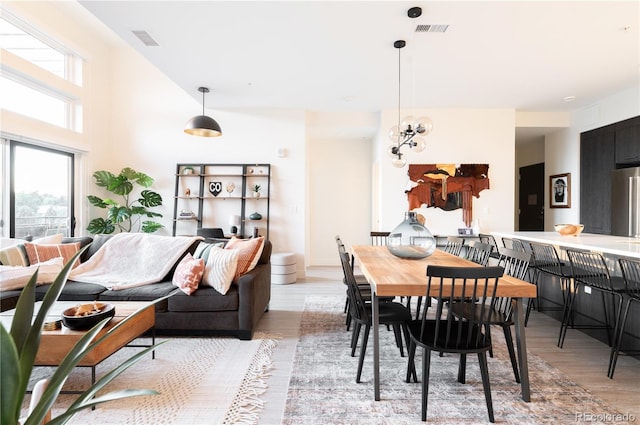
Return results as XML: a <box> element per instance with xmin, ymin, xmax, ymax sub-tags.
<box><xmin>550</xmin><ymin>173</ymin><xmax>571</xmax><ymax>208</ymax></box>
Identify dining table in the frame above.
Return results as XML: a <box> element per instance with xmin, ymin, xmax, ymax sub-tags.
<box><xmin>351</xmin><ymin>245</ymin><xmax>538</xmax><ymax>402</ymax></box>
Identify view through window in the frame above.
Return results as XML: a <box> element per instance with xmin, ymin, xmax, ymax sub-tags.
<box><xmin>11</xmin><ymin>142</ymin><xmax>74</xmax><ymax>238</ymax></box>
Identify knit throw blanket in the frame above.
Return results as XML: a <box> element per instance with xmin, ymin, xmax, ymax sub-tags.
<box><xmin>69</xmin><ymin>233</ymin><xmax>201</xmax><ymax>290</ymax></box>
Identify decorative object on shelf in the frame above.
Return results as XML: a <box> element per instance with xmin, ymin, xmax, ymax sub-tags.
<box><xmin>184</xmin><ymin>188</ymin><xmax>191</xmax><ymax>196</ymax></box>
<box><xmin>249</xmin><ymin>212</ymin><xmax>263</xmax><ymax>220</ymax></box>
<box><xmin>247</xmin><ymin>167</ymin><xmax>254</xmax><ymax>174</ymax></box>
<box><xmin>184</xmin><ymin>86</ymin><xmax>222</xmax><ymax>137</ymax></box>
<box><xmin>554</xmin><ymin>223</ymin><xmax>584</xmax><ymax>236</ymax></box>
<box><xmin>179</xmin><ymin>209</ymin><xmax>196</xmax><ymax>219</ymax></box>
<box><xmin>252</xmin><ymin>184</ymin><xmax>262</xmax><ymax>198</ymax></box>
<box><xmin>253</xmin><ymin>226</ymin><xmax>259</xmax><ymax>238</ymax></box>
<box><xmin>387</xmin><ymin>211</ymin><xmax>436</xmax><ymax>259</ymax></box>
<box><xmin>550</xmin><ymin>173</ymin><xmax>571</xmax><ymax>208</ymax></box>
<box><xmin>225</xmin><ymin>182</ymin><xmax>236</xmax><ymax>195</ymax></box>
<box><xmin>209</xmin><ymin>181</ymin><xmax>222</xmax><ymax>197</ymax></box>
<box><xmin>182</xmin><ymin>166</ymin><xmax>195</xmax><ymax>175</ymax></box>
<box><xmin>387</xmin><ymin>35</ymin><xmax>433</xmax><ymax>168</ymax></box>
<box><xmin>229</xmin><ymin>215</ymin><xmax>241</xmax><ymax>235</ymax></box>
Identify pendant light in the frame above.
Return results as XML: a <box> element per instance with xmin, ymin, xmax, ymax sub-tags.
<box><xmin>184</xmin><ymin>87</ymin><xmax>222</xmax><ymax>137</ymax></box>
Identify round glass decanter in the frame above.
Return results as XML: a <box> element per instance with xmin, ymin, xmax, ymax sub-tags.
<box><xmin>387</xmin><ymin>211</ymin><xmax>437</xmax><ymax>259</ymax></box>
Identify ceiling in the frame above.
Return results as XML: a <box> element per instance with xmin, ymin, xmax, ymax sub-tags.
<box><xmin>77</xmin><ymin>1</ymin><xmax>639</xmax><ymax>141</ymax></box>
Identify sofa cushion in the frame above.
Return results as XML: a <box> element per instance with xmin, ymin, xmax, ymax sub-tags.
<box><xmin>172</xmin><ymin>253</ymin><xmax>204</xmax><ymax>295</ymax></box>
<box><xmin>96</xmin><ymin>281</ymin><xmax>179</xmax><ymax>301</ymax></box>
<box><xmin>225</xmin><ymin>236</ymin><xmax>264</xmax><ymax>280</ymax></box>
<box><xmin>0</xmin><ymin>245</ymin><xmax>29</xmax><ymax>266</ymax></box>
<box><xmin>36</xmin><ymin>279</ymin><xmax>107</xmax><ymax>301</ymax></box>
<box><xmin>202</xmin><ymin>246</ymin><xmax>238</xmax><ymax>295</ymax></box>
<box><xmin>168</xmin><ymin>285</ymin><xmax>239</xmax><ymax>312</ymax></box>
<box><xmin>61</xmin><ymin>236</ymin><xmax>94</xmax><ymax>262</ymax></box>
<box><xmin>24</xmin><ymin>242</ymin><xmax>81</xmax><ymax>268</ymax></box>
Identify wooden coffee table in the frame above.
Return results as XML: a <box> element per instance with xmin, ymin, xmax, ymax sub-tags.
<box><xmin>1</xmin><ymin>301</ymin><xmax>156</xmax><ymax>390</ymax></box>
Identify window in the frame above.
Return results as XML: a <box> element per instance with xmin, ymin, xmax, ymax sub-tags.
<box><xmin>9</xmin><ymin>141</ymin><xmax>75</xmax><ymax>238</ymax></box>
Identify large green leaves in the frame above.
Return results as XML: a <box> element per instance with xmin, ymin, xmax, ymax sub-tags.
<box><xmin>87</xmin><ymin>167</ymin><xmax>162</xmax><ymax>234</ymax></box>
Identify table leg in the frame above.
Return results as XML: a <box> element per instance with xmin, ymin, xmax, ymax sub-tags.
<box><xmin>372</xmin><ymin>292</ymin><xmax>380</xmax><ymax>401</ymax></box>
<box><xmin>513</xmin><ymin>298</ymin><xmax>531</xmax><ymax>402</ymax></box>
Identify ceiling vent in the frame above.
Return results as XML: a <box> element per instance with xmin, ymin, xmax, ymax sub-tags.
<box><xmin>415</xmin><ymin>24</ymin><xmax>449</xmax><ymax>33</ymax></box>
<box><xmin>132</xmin><ymin>30</ymin><xmax>159</xmax><ymax>47</ymax></box>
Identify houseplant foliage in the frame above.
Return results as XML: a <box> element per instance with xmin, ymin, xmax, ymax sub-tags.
<box><xmin>87</xmin><ymin>167</ymin><xmax>163</xmax><ymax>234</ymax></box>
<box><xmin>0</xmin><ymin>249</ymin><xmax>164</xmax><ymax>425</ymax></box>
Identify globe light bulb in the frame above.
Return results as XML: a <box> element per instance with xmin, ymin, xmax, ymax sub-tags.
<box><xmin>387</xmin><ymin>144</ymin><xmax>400</xmax><ymax>158</ymax></box>
<box><xmin>401</xmin><ymin>116</ymin><xmax>415</xmax><ymax>131</ymax></box>
<box><xmin>416</xmin><ymin>116</ymin><xmax>433</xmax><ymax>135</ymax></box>
<box><xmin>412</xmin><ymin>136</ymin><xmax>426</xmax><ymax>153</ymax></box>
<box><xmin>392</xmin><ymin>156</ymin><xmax>407</xmax><ymax>168</ymax></box>
<box><xmin>388</xmin><ymin>125</ymin><xmax>401</xmax><ymax>142</ymax></box>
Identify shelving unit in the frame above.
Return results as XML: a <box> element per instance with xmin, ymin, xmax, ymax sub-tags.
<box><xmin>172</xmin><ymin>163</ymin><xmax>270</xmax><ymax>239</ymax></box>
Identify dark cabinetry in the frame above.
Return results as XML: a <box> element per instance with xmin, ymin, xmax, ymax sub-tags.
<box><xmin>580</xmin><ymin>131</ymin><xmax>615</xmax><ymax>234</ymax></box>
<box><xmin>615</xmin><ymin>118</ymin><xmax>640</xmax><ymax>165</ymax></box>
<box><xmin>172</xmin><ymin>163</ymin><xmax>270</xmax><ymax>238</ymax></box>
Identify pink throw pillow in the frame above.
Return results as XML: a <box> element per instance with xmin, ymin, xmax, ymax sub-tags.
<box><xmin>172</xmin><ymin>253</ymin><xmax>205</xmax><ymax>295</ymax></box>
<box><xmin>224</xmin><ymin>236</ymin><xmax>264</xmax><ymax>280</ymax></box>
<box><xmin>23</xmin><ymin>242</ymin><xmax>81</xmax><ymax>268</ymax></box>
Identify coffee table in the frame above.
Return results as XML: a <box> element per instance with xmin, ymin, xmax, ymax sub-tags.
<box><xmin>0</xmin><ymin>301</ymin><xmax>156</xmax><ymax>390</ymax></box>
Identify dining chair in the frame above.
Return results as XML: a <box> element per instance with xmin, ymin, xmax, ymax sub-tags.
<box><xmin>479</xmin><ymin>233</ymin><xmax>500</xmax><ymax>260</ymax></box>
<box><xmin>450</xmin><ymin>247</ymin><xmax>530</xmax><ymax>383</ymax></box>
<box><xmin>339</xmin><ymin>250</ymin><xmax>412</xmax><ymax>383</ymax></box>
<box><xmin>465</xmin><ymin>240</ymin><xmax>494</xmax><ymax>266</ymax></box>
<box><xmin>610</xmin><ymin>258</ymin><xmax>640</xmax><ymax>378</ymax></box>
<box><xmin>370</xmin><ymin>231</ymin><xmax>391</xmax><ymax>246</ymax></box>
<box><xmin>443</xmin><ymin>236</ymin><xmax>465</xmax><ymax>256</ymax></box>
<box><xmin>560</xmin><ymin>249</ymin><xmax>625</xmax><ymax>350</ymax></box>
<box><xmin>406</xmin><ymin>265</ymin><xmax>504</xmax><ymax>422</ymax></box>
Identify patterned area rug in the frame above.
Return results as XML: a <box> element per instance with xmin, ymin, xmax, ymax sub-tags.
<box><xmin>283</xmin><ymin>296</ymin><xmax>624</xmax><ymax>425</ymax></box>
<box><xmin>26</xmin><ymin>334</ymin><xmax>277</xmax><ymax>425</ymax></box>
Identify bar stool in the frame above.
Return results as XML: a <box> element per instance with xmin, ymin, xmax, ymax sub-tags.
<box><xmin>608</xmin><ymin>258</ymin><xmax>640</xmax><ymax>378</ymax></box>
<box><xmin>559</xmin><ymin>249</ymin><xmax>625</xmax><ymax>349</ymax></box>
<box><xmin>479</xmin><ymin>233</ymin><xmax>500</xmax><ymax>260</ymax></box>
<box><xmin>501</xmin><ymin>237</ymin><xmax>526</xmax><ymax>252</ymax></box>
<box><xmin>465</xmin><ymin>241</ymin><xmax>494</xmax><ymax>266</ymax></box>
<box><xmin>370</xmin><ymin>231</ymin><xmax>390</xmax><ymax>246</ymax></box>
<box><xmin>526</xmin><ymin>241</ymin><xmax>574</xmax><ymax>326</ymax></box>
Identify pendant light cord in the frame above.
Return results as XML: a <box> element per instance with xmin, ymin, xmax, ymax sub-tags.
<box><xmin>397</xmin><ymin>45</ymin><xmax>401</xmax><ymax>146</ymax></box>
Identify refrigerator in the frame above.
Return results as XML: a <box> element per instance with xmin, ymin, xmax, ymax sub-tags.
<box><xmin>611</xmin><ymin>166</ymin><xmax>640</xmax><ymax>237</ymax></box>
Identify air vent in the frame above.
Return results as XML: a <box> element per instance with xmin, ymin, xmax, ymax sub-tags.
<box><xmin>415</xmin><ymin>24</ymin><xmax>449</xmax><ymax>33</ymax></box>
<box><xmin>132</xmin><ymin>30</ymin><xmax>159</xmax><ymax>47</ymax></box>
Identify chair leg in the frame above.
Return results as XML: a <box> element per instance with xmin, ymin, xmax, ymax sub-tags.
<box><xmin>477</xmin><ymin>352</ymin><xmax>495</xmax><ymax>423</ymax></box>
<box><xmin>356</xmin><ymin>325</ymin><xmax>370</xmax><ymax>383</ymax></box>
<box><xmin>421</xmin><ymin>348</ymin><xmax>432</xmax><ymax>422</ymax></box>
<box><xmin>392</xmin><ymin>324</ymin><xmax>405</xmax><ymax>357</ymax></box>
<box><xmin>415</xmin><ymin>296</ymin><xmax>423</xmax><ymax>320</ymax></box>
<box><xmin>457</xmin><ymin>353</ymin><xmax>467</xmax><ymax>384</ymax></box>
<box><xmin>558</xmin><ymin>283</ymin><xmax>579</xmax><ymax>348</ymax></box>
<box><xmin>351</xmin><ymin>322</ymin><xmax>361</xmax><ymax>357</ymax></box>
<box><xmin>609</xmin><ymin>299</ymin><xmax>631</xmax><ymax>379</ymax></box>
<box><xmin>503</xmin><ymin>325</ymin><xmax>521</xmax><ymax>383</ymax></box>
<box><xmin>406</xmin><ymin>340</ymin><xmax>418</xmax><ymax>383</ymax></box>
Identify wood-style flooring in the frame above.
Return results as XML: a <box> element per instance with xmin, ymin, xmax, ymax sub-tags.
<box><xmin>255</xmin><ymin>267</ymin><xmax>640</xmax><ymax>424</ymax></box>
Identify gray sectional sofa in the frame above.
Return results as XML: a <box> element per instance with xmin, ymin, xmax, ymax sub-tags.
<box><xmin>0</xmin><ymin>235</ymin><xmax>272</xmax><ymax>340</ymax></box>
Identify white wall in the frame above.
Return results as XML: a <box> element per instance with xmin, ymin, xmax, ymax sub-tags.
<box><xmin>376</xmin><ymin>108</ymin><xmax>517</xmax><ymax>236</ymax></box>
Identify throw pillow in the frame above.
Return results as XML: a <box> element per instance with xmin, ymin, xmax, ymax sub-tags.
<box><xmin>224</xmin><ymin>236</ymin><xmax>265</xmax><ymax>280</ymax></box>
<box><xmin>172</xmin><ymin>253</ymin><xmax>205</xmax><ymax>295</ymax></box>
<box><xmin>33</xmin><ymin>233</ymin><xmax>63</xmax><ymax>244</ymax></box>
<box><xmin>0</xmin><ymin>257</ymin><xmax>64</xmax><ymax>291</ymax></box>
<box><xmin>23</xmin><ymin>242</ymin><xmax>81</xmax><ymax>269</ymax></box>
<box><xmin>0</xmin><ymin>245</ymin><xmax>29</xmax><ymax>266</ymax></box>
<box><xmin>193</xmin><ymin>241</ymin><xmax>226</xmax><ymax>265</ymax></box>
<box><xmin>202</xmin><ymin>246</ymin><xmax>238</xmax><ymax>295</ymax></box>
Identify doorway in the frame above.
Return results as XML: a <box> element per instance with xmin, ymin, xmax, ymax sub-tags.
<box><xmin>518</xmin><ymin>162</ymin><xmax>544</xmax><ymax>231</ymax></box>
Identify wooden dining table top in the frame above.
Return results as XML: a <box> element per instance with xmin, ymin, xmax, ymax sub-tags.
<box><xmin>351</xmin><ymin>245</ymin><xmax>537</xmax><ymax>298</ymax></box>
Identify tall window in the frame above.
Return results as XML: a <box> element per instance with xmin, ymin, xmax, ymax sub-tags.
<box><xmin>9</xmin><ymin>142</ymin><xmax>74</xmax><ymax>238</ymax></box>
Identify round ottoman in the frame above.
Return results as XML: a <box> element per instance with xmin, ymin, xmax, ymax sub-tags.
<box><xmin>271</xmin><ymin>252</ymin><xmax>297</xmax><ymax>285</ymax></box>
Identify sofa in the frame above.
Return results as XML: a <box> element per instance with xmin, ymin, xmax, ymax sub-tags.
<box><xmin>0</xmin><ymin>234</ymin><xmax>272</xmax><ymax>340</ymax></box>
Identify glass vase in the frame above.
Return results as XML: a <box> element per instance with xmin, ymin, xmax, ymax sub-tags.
<box><xmin>387</xmin><ymin>211</ymin><xmax>437</xmax><ymax>259</ymax></box>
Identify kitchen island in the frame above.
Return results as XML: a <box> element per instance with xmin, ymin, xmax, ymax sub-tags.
<box><xmin>491</xmin><ymin>231</ymin><xmax>640</xmax><ymax>357</ymax></box>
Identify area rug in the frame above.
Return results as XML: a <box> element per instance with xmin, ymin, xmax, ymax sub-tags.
<box><xmin>26</xmin><ymin>334</ymin><xmax>277</xmax><ymax>425</ymax></box>
<box><xmin>283</xmin><ymin>296</ymin><xmax>625</xmax><ymax>425</ymax></box>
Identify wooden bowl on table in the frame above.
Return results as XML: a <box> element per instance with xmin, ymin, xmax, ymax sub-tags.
<box><xmin>554</xmin><ymin>224</ymin><xmax>584</xmax><ymax>236</ymax></box>
<box><xmin>61</xmin><ymin>302</ymin><xmax>115</xmax><ymax>331</ymax></box>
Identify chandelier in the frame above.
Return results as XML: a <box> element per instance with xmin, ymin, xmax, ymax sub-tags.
<box><xmin>387</xmin><ymin>39</ymin><xmax>433</xmax><ymax>168</ymax></box>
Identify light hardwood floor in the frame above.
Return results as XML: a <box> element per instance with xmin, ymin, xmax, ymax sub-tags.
<box><xmin>255</xmin><ymin>267</ymin><xmax>640</xmax><ymax>424</ymax></box>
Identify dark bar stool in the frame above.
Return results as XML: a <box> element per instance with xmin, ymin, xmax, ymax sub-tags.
<box><xmin>479</xmin><ymin>233</ymin><xmax>501</xmax><ymax>260</ymax></box>
<box><xmin>526</xmin><ymin>241</ymin><xmax>574</xmax><ymax>326</ymax></box>
<box><xmin>370</xmin><ymin>231</ymin><xmax>390</xmax><ymax>246</ymax></box>
<box><xmin>560</xmin><ymin>249</ymin><xmax>625</xmax><ymax>350</ymax></box>
<box><xmin>608</xmin><ymin>258</ymin><xmax>640</xmax><ymax>378</ymax></box>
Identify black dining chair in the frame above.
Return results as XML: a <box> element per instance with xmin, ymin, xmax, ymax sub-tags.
<box><xmin>610</xmin><ymin>258</ymin><xmax>640</xmax><ymax>378</ymax></box>
<box><xmin>465</xmin><ymin>240</ymin><xmax>494</xmax><ymax>266</ymax></box>
<box><xmin>450</xmin><ymin>247</ymin><xmax>530</xmax><ymax>383</ymax></box>
<box><xmin>406</xmin><ymin>265</ymin><xmax>504</xmax><ymax>422</ymax></box>
<box><xmin>339</xmin><ymin>250</ymin><xmax>412</xmax><ymax>383</ymax></box>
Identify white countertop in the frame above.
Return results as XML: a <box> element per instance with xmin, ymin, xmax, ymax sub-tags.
<box><xmin>491</xmin><ymin>231</ymin><xmax>640</xmax><ymax>259</ymax></box>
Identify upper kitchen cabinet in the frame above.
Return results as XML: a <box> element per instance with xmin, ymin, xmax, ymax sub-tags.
<box><xmin>614</xmin><ymin>116</ymin><xmax>640</xmax><ymax>166</ymax></box>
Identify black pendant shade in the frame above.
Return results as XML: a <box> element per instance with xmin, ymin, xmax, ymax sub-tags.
<box><xmin>184</xmin><ymin>87</ymin><xmax>222</xmax><ymax>137</ymax></box>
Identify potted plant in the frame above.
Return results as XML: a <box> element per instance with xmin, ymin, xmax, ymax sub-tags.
<box><xmin>251</xmin><ymin>184</ymin><xmax>261</xmax><ymax>198</ymax></box>
<box><xmin>87</xmin><ymin>167</ymin><xmax>163</xmax><ymax>234</ymax></box>
<box><xmin>1</xmin><ymin>249</ymin><xmax>164</xmax><ymax>425</ymax></box>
